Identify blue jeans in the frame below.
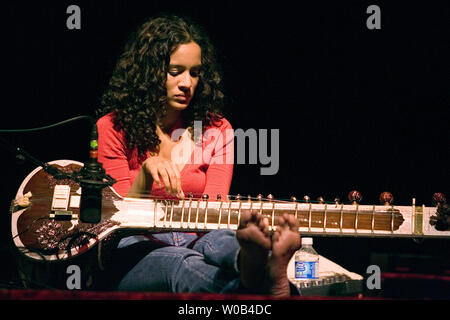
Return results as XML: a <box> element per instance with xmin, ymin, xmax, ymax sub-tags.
<box><xmin>116</xmin><ymin>230</ymin><xmax>244</xmax><ymax>293</ymax></box>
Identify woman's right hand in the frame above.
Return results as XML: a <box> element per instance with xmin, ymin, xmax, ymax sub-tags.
<box><xmin>142</xmin><ymin>157</ymin><xmax>184</xmax><ymax>198</ymax></box>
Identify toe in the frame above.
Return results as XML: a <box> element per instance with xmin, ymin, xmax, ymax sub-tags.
<box><xmin>287</xmin><ymin>215</ymin><xmax>299</xmax><ymax>230</ymax></box>
<box><xmin>250</xmin><ymin>210</ymin><xmax>262</xmax><ymax>224</ymax></box>
<box><xmin>276</xmin><ymin>216</ymin><xmax>285</xmax><ymax>227</ymax></box>
<box><xmin>272</xmin><ymin>229</ymin><xmax>280</xmax><ymax>242</ymax></box>
<box><xmin>239</xmin><ymin>211</ymin><xmax>252</xmax><ymax>228</ymax></box>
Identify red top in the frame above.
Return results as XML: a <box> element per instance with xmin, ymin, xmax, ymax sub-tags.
<box><xmin>97</xmin><ymin>112</ymin><xmax>234</xmax><ymax>199</ymax></box>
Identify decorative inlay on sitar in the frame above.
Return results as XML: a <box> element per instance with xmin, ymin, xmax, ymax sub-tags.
<box><xmin>11</xmin><ymin>160</ymin><xmax>450</xmax><ymax>263</ymax></box>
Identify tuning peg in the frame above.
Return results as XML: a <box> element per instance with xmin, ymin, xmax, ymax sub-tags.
<box><xmin>257</xmin><ymin>194</ymin><xmax>263</xmax><ymax>201</ymax></box>
<box><xmin>217</xmin><ymin>194</ymin><xmax>222</xmax><ymax>201</ymax></box>
<box><xmin>303</xmin><ymin>195</ymin><xmax>311</xmax><ymax>203</ymax></box>
<box><xmin>334</xmin><ymin>197</ymin><xmax>340</xmax><ymax>205</ymax></box>
<box><xmin>267</xmin><ymin>194</ymin><xmax>274</xmax><ymax>202</ymax></box>
<box><xmin>348</xmin><ymin>190</ymin><xmax>362</xmax><ymax>204</ymax></box>
<box><xmin>317</xmin><ymin>196</ymin><xmax>325</xmax><ymax>204</ymax></box>
<box><xmin>290</xmin><ymin>196</ymin><xmax>297</xmax><ymax>202</ymax></box>
<box><xmin>432</xmin><ymin>193</ymin><xmax>447</xmax><ymax>206</ymax></box>
<box><xmin>380</xmin><ymin>191</ymin><xmax>394</xmax><ymax>205</ymax></box>
<box><xmin>202</xmin><ymin>194</ymin><xmax>209</xmax><ymax>201</ymax></box>
<box><xmin>187</xmin><ymin>192</ymin><xmax>194</xmax><ymax>199</ymax></box>
<box><xmin>247</xmin><ymin>195</ymin><xmax>252</xmax><ymax>202</ymax></box>
<box><xmin>235</xmin><ymin>194</ymin><xmax>241</xmax><ymax>201</ymax></box>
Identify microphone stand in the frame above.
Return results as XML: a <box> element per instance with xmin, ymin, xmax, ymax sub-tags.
<box><xmin>72</xmin><ymin>124</ymin><xmax>116</xmax><ymax>223</ymax></box>
<box><xmin>0</xmin><ymin>136</ymin><xmax>72</xmax><ymax>180</ymax></box>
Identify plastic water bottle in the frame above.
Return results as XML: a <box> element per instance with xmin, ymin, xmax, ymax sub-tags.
<box><xmin>294</xmin><ymin>237</ymin><xmax>319</xmax><ymax>282</ymax></box>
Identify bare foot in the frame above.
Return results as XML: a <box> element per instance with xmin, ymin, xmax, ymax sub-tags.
<box><xmin>236</xmin><ymin>210</ymin><xmax>271</xmax><ymax>291</ymax></box>
<box><xmin>268</xmin><ymin>213</ymin><xmax>301</xmax><ymax>297</ymax></box>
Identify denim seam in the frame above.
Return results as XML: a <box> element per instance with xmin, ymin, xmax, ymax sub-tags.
<box><xmin>233</xmin><ymin>248</ymin><xmax>241</xmax><ymax>274</ymax></box>
<box><xmin>147</xmin><ymin>250</ymin><xmax>224</xmax><ymax>291</ymax></box>
<box><xmin>180</xmin><ymin>255</ymin><xmax>226</xmax><ymax>292</ymax></box>
<box><xmin>196</xmin><ymin>238</ymin><xmax>218</xmax><ymax>254</ymax></box>
<box><xmin>145</xmin><ymin>251</ymin><xmax>214</xmax><ymax>291</ymax></box>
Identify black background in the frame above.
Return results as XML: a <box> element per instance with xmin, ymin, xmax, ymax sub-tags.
<box><xmin>1</xmin><ymin>1</ymin><xmax>449</xmax><ymax>288</ymax></box>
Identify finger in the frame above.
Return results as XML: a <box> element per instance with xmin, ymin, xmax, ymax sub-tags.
<box><xmin>163</xmin><ymin>163</ymin><xmax>178</xmax><ymax>195</ymax></box>
<box><xmin>169</xmin><ymin>162</ymin><xmax>183</xmax><ymax>197</ymax></box>
<box><xmin>157</xmin><ymin>166</ymin><xmax>172</xmax><ymax>194</ymax></box>
<box><xmin>149</xmin><ymin>166</ymin><xmax>162</xmax><ymax>187</ymax></box>
<box><xmin>177</xmin><ymin>190</ymin><xmax>185</xmax><ymax>199</ymax></box>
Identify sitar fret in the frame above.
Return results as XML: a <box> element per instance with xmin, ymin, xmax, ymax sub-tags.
<box><xmin>163</xmin><ymin>202</ymin><xmax>168</xmax><ymax>228</ymax></box>
<box><xmin>217</xmin><ymin>200</ymin><xmax>223</xmax><ymax>229</ymax></box>
<box><xmin>271</xmin><ymin>202</ymin><xmax>275</xmax><ymax>230</ymax></box>
<box><xmin>203</xmin><ymin>196</ymin><xmax>209</xmax><ymax>229</ymax></box>
<box><xmin>195</xmin><ymin>199</ymin><xmax>200</xmax><ymax>229</ymax></box>
<box><xmin>187</xmin><ymin>197</ymin><xmax>193</xmax><ymax>229</ymax></box>
<box><xmin>371</xmin><ymin>205</ymin><xmax>375</xmax><ymax>234</ymax></box>
<box><xmin>180</xmin><ymin>199</ymin><xmax>186</xmax><ymax>229</ymax></box>
<box><xmin>169</xmin><ymin>201</ymin><xmax>174</xmax><ymax>228</ymax></box>
<box><xmin>294</xmin><ymin>202</ymin><xmax>299</xmax><ymax>220</ymax></box>
<box><xmin>227</xmin><ymin>199</ymin><xmax>232</xmax><ymax>229</ymax></box>
<box><xmin>308</xmin><ymin>203</ymin><xmax>312</xmax><ymax>232</ymax></box>
<box><xmin>237</xmin><ymin>199</ymin><xmax>242</xmax><ymax>228</ymax></box>
<box><xmin>154</xmin><ymin>200</ymin><xmax>158</xmax><ymax>228</ymax></box>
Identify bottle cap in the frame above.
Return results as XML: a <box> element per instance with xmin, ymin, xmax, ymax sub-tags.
<box><xmin>302</xmin><ymin>237</ymin><xmax>313</xmax><ymax>245</ymax></box>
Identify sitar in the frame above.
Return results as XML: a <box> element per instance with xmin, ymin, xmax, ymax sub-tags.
<box><xmin>10</xmin><ymin>160</ymin><xmax>450</xmax><ymax>289</ymax></box>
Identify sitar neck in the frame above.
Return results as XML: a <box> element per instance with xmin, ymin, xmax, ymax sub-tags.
<box><xmin>119</xmin><ymin>196</ymin><xmax>408</xmax><ymax>236</ymax></box>
<box><xmin>113</xmin><ymin>194</ymin><xmax>449</xmax><ymax>239</ymax></box>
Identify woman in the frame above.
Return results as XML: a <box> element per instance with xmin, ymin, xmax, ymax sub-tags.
<box><xmin>96</xmin><ymin>14</ymin><xmax>300</xmax><ymax>297</ymax></box>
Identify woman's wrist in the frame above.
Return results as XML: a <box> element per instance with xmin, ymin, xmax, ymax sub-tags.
<box><xmin>127</xmin><ymin>163</ymin><xmax>153</xmax><ymax>197</ymax></box>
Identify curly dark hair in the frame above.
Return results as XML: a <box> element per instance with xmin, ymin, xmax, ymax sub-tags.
<box><xmin>96</xmin><ymin>14</ymin><xmax>224</xmax><ymax>160</ymax></box>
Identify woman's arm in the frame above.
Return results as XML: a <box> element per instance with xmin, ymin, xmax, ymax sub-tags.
<box><xmin>97</xmin><ymin>115</ymin><xmax>133</xmax><ymax>197</ymax></box>
<box><xmin>203</xmin><ymin>119</ymin><xmax>234</xmax><ymax>199</ymax></box>
<box><xmin>126</xmin><ymin>164</ymin><xmax>154</xmax><ymax>198</ymax></box>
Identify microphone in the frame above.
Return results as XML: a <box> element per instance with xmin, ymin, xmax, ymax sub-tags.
<box><xmin>77</xmin><ymin>123</ymin><xmax>116</xmax><ymax>223</ymax></box>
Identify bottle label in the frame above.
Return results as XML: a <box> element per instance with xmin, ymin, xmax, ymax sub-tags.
<box><xmin>295</xmin><ymin>261</ymin><xmax>318</xmax><ymax>279</ymax></box>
